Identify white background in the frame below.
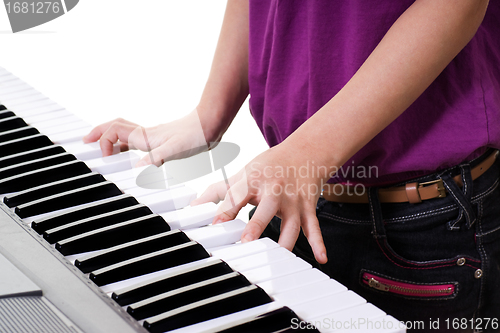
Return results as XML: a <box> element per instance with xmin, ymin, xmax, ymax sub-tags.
<box><xmin>0</xmin><ymin>0</ymin><xmax>268</xmax><ymax>221</ymax></box>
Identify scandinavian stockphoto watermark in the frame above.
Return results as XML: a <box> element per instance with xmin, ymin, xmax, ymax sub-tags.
<box><xmin>3</xmin><ymin>0</ymin><xmax>79</xmax><ymax>33</ymax></box>
<box><xmin>248</xmin><ymin>160</ymin><xmax>378</xmax><ymax>200</ymax></box>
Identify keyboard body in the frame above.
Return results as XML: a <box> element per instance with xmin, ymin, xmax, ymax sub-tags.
<box><xmin>0</xmin><ymin>67</ymin><xmax>405</xmax><ymax>333</ymax></box>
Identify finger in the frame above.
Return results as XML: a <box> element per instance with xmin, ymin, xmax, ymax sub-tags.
<box><xmin>83</xmin><ymin>118</ymin><xmax>134</xmax><ymax>143</ymax></box>
<box><xmin>213</xmin><ymin>180</ymin><xmax>250</xmax><ymax>224</ymax></box>
<box><xmin>190</xmin><ymin>181</ymin><xmax>228</xmax><ymax>206</ymax></box>
<box><xmin>241</xmin><ymin>195</ymin><xmax>279</xmax><ymax>243</ymax></box>
<box><xmin>300</xmin><ymin>208</ymin><xmax>328</xmax><ymax>264</ymax></box>
<box><xmin>135</xmin><ymin>143</ymin><xmax>176</xmax><ymax>167</ymax></box>
<box><xmin>277</xmin><ymin>205</ymin><xmax>301</xmax><ymax>252</ymax></box>
<box><xmin>99</xmin><ymin>123</ymin><xmax>138</xmax><ymax>156</ymax></box>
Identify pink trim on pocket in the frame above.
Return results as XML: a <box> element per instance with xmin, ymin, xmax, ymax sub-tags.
<box><xmin>362</xmin><ymin>272</ymin><xmax>455</xmax><ymax>297</ymax></box>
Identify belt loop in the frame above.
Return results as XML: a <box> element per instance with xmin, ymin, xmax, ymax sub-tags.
<box><xmin>439</xmin><ymin>164</ymin><xmax>476</xmax><ymax>230</ymax></box>
<box><xmin>368</xmin><ymin>187</ymin><xmax>386</xmax><ymax>239</ymax></box>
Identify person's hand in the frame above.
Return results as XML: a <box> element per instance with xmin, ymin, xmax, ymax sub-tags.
<box><xmin>192</xmin><ymin>144</ymin><xmax>329</xmax><ymax>264</ymax></box>
<box><xmin>83</xmin><ymin>110</ymin><xmax>210</xmax><ymax>166</ymax></box>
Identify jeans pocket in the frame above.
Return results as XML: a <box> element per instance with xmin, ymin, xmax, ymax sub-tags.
<box><xmin>360</xmin><ymin>270</ymin><xmax>458</xmax><ymax>300</ymax></box>
<box><xmin>378</xmin><ymin>206</ymin><xmax>482</xmax><ymax>270</ymax></box>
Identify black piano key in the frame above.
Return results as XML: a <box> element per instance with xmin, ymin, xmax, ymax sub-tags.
<box><xmin>143</xmin><ymin>285</ymin><xmax>272</xmax><ymax>333</ymax></box>
<box><xmin>0</xmin><ymin>153</ymin><xmax>75</xmax><ymax>180</ymax></box>
<box><xmin>0</xmin><ymin>134</ymin><xmax>53</xmax><ymax>157</ymax></box>
<box><xmin>0</xmin><ymin>126</ymin><xmax>39</xmax><ymax>143</ymax></box>
<box><xmin>0</xmin><ymin>116</ymin><xmax>27</xmax><ymax>131</ymax></box>
<box><xmin>4</xmin><ymin>172</ymin><xmax>105</xmax><ymax>208</ymax></box>
<box><xmin>31</xmin><ymin>194</ymin><xmax>139</xmax><ymax>234</ymax></box>
<box><xmin>217</xmin><ymin>307</ymin><xmax>319</xmax><ymax>333</ymax></box>
<box><xmin>112</xmin><ymin>260</ymin><xmax>234</xmax><ymax>306</ymax></box>
<box><xmin>128</xmin><ymin>272</ymin><xmax>251</xmax><ymax>320</ymax></box>
<box><xmin>89</xmin><ymin>241</ymin><xmax>208</xmax><ymax>287</ymax></box>
<box><xmin>0</xmin><ymin>145</ymin><xmax>65</xmax><ymax>169</ymax></box>
<box><xmin>0</xmin><ymin>105</ymin><xmax>6</xmax><ymax>111</ymax></box>
<box><xmin>55</xmin><ymin>214</ymin><xmax>171</xmax><ymax>256</ymax></box>
<box><xmin>44</xmin><ymin>204</ymin><xmax>152</xmax><ymax>244</ymax></box>
<box><xmin>0</xmin><ymin>110</ymin><xmax>16</xmax><ymax>119</ymax></box>
<box><xmin>0</xmin><ymin>160</ymin><xmax>91</xmax><ymax>194</ymax></box>
<box><xmin>15</xmin><ymin>181</ymin><xmax>122</xmax><ymax>218</ymax></box>
<box><xmin>75</xmin><ymin>229</ymin><xmax>190</xmax><ymax>273</ymax></box>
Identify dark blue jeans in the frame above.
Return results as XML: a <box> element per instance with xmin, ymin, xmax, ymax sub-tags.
<box><xmin>259</xmin><ymin>151</ymin><xmax>500</xmax><ymax>332</ymax></box>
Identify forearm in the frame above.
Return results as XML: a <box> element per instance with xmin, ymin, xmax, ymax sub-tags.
<box><xmin>197</xmin><ymin>0</ymin><xmax>249</xmax><ymax>143</ymax></box>
<box><xmin>283</xmin><ymin>0</ymin><xmax>488</xmax><ymax>175</ymax></box>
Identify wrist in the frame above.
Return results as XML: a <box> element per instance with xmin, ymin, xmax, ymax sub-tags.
<box><xmin>194</xmin><ymin>104</ymin><xmax>229</xmax><ymax>144</ymax></box>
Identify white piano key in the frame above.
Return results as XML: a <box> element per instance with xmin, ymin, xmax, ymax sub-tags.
<box><xmin>13</xmin><ymin>104</ymin><xmax>64</xmax><ymax>118</ymax></box>
<box><xmin>160</xmin><ymin>202</ymin><xmax>216</xmax><ymax>230</ymax></box>
<box><xmin>224</xmin><ymin>247</ymin><xmax>294</xmax><ymax>273</ymax></box>
<box><xmin>71</xmin><ymin>229</ymin><xmax>186</xmax><ymax>264</ymax></box>
<box><xmin>114</xmin><ymin>177</ymin><xmax>150</xmax><ymax>191</ymax></box>
<box><xmin>128</xmin><ymin>272</ymin><xmax>243</xmax><ymax>310</ymax></box>
<box><xmin>0</xmin><ymin>73</ymin><xmax>21</xmax><ymax>81</ymax></box>
<box><xmin>0</xmin><ymin>84</ymin><xmax>33</xmax><ymax>95</ymax></box>
<box><xmin>138</xmin><ymin>186</ymin><xmax>197</xmax><ymax>213</ymax></box>
<box><xmin>92</xmin><ymin>241</ymin><xmax>201</xmax><ymax>283</ymax></box>
<box><xmin>205</xmin><ymin>243</ymin><xmax>237</xmax><ymax>253</ymax></box>
<box><xmin>64</xmin><ymin>142</ymin><xmax>122</xmax><ymax>161</ymax></box>
<box><xmin>41</xmin><ymin>120</ymin><xmax>92</xmax><ymax>136</ymax></box>
<box><xmin>169</xmin><ymin>302</ymin><xmax>285</xmax><ymax>333</ymax></box>
<box><xmin>0</xmin><ymin>76</ymin><xmax>24</xmax><ymax>87</ymax></box>
<box><xmin>104</xmin><ymin>165</ymin><xmax>152</xmax><ymax>183</ymax></box>
<box><xmin>50</xmin><ymin>126</ymin><xmax>93</xmax><ymax>144</ymax></box>
<box><xmin>101</xmin><ymin>257</ymin><xmax>222</xmax><ymax>294</ymax></box>
<box><xmin>257</xmin><ymin>268</ymin><xmax>331</xmax><ymax>296</ymax></box>
<box><xmin>308</xmin><ymin>303</ymin><xmax>386</xmax><ymax>333</ymax></box>
<box><xmin>240</xmin><ymin>257</ymin><xmax>312</xmax><ymax>285</ymax></box>
<box><xmin>33</xmin><ymin>115</ymin><xmax>84</xmax><ymax>133</ymax></box>
<box><xmin>7</xmin><ymin>98</ymin><xmax>56</xmax><ymax>111</ymax></box>
<box><xmin>184</xmin><ymin>219</ymin><xmax>246</xmax><ymax>249</ymax></box>
<box><xmin>3</xmin><ymin>94</ymin><xmax>48</xmax><ymax>105</ymax></box>
<box><xmin>85</xmin><ymin>151</ymin><xmax>141</xmax><ymax>175</ymax></box>
<box><xmin>123</xmin><ymin>185</ymin><xmax>166</xmax><ymax>198</ymax></box>
<box><xmin>102</xmin><ymin>244</ymin><xmax>308</xmax><ymax>296</ymax></box>
<box><xmin>22</xmin><ymin>194</ymin><xmax>135</xmax><ymax>224</ymax></box>
<box><xmin>23</xmin><ymin>109</ymin><xmax>74</xmax><ymax>124</ymax></box>
<box><xmin>142</xmin><ymin>285</ymin><xmax>261</xmax><ymax>327</ymax></box>
<box><xmin>24</xmin><ymin>179</ymin><xmax>191</xmax><ymax>225</ymax></box>
<box><xmin>272</xmin><ymin>279</ymin><xmax>346</xmax><ymax>307</ymax></box>
<box><xmin>45</xmin><ymin>204</ymin><xmax>150</xmax><ymax>236</ymax></box>
<box><xmin>0</xmin><ymin>88</ymin><xmax>42</xmax><ymax>101</ymax></box>
<box><xmin>211</xmin><ymin>237</ymin><xmax>280</xmax><ymax>261</ymax></box>
<box><xmin>289</xmin><ymin>291</ymin><xmax>366</xmax><ymax>322</ymax></box>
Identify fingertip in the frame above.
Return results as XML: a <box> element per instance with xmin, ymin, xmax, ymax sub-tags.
<box><xmin>316</xmin><ymin>251</ymin><xmax>328</xmax><ymax>264</ymax></box>
<box><xmin>82</xmin><ymin>133</ymin><xmax>95</xmax><ymax>143</ymax></box>
<box><xmin>241</xmin><ymin>233</ymin><xmax>255</xmax><ymax>243</ymax></box>
<box><xmin>135</xmin><ymin>159</ymin><xmax>148</xmax><ymax>168</ymax></box>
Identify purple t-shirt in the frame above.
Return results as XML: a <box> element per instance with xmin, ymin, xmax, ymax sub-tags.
<box><xmin>248</xmin><ymin>0</ymin><xmax>500</xmax><ymax>185</ymax></box>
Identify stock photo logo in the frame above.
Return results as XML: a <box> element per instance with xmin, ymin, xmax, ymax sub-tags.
<box><xmin>136</xmin><ymin>142</ymin><xmax>240</xmax><ymax>190</ymax></box>
<box><xmin>3</xmin><ymin>0</ymin><xmax>78</xmax><ymax>33</ymax></box>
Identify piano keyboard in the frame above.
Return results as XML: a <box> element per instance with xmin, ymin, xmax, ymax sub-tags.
<box><xmin>0</xmin><ymin>67</ymin><xmax>406</xmax><ymax>333</ymax></box>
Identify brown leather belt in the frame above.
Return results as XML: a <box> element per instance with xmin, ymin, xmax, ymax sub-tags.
<box><xmin>322</xmin><ymin>150</ymin><xmax>499</xmax><ymax>204</ymax></box>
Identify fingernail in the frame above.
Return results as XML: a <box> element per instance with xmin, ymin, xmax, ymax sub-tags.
<box><xmin>320</xmin><ymin>252</ymin><xmax>327</xmax><ymax>263</ymax></box>
<box><xmin>242</xmin><ymin>234</ymin><xmax>254</xmax><ymax>243</ymax></box>
<box><xmin>135</xmin><ymin>160</ymin><xmax>147</xmax><ymax>167</ymax></box>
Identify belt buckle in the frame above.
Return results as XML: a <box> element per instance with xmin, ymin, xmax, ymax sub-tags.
<box><xmin>419</xmin><ymin>179</ymin><xmax>446</xmax><ymax>198</ymax></box>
